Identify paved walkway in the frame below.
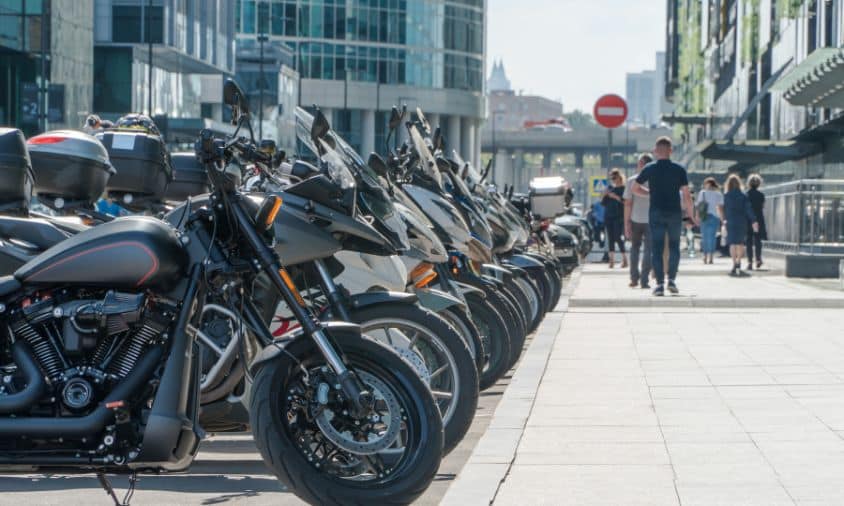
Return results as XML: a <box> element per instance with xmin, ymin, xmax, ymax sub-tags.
<box><xmin>443</xmin><ymin>258</ymin><xmax>844</xmax><ymax>506</ymax></box>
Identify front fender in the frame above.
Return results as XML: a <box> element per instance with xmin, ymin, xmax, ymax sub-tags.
<box><xmin>347</xmin><ymin>291</ymin><xmax>417</xmax><ymax>310</ymax></box>
<box><xmin>453</xmin><ymin>281</ymin><xmax>486</xmax><ymax>299</ymax></box>
<box><xmin>249</xmin><ymin>321</ymin><xmax>362</xmax><ymax>373</ymax></box>
<box><xmin>506</xmin><ymin>253</ymin><xmax>546</xmax><ymax>270</ymax></box>
<box><xmin>414</xmin><ymin>287</ymin><xmax>465</xmax><ymax>312</ymax></box>
<box><xmin>481</xmin><ymin>263</ymin><xmax>514</xmax><ymax>283</ymax></box>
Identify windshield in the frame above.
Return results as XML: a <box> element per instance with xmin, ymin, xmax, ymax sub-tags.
<box><xmin>409</xmin><ymin>125</ymin><xmax>442</xmax><ymax>190</ymax></box>
<box><xmin>296</xmin><ymin>106</ymin><xmax>409</xmax><ymax>251</ymax></box>
<box><xmin>295</xmin><ymin>108</ymin><xmax>355</xmax><ymax>190</ymax></box>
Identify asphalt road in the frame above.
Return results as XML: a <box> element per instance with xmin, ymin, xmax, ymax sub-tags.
<box><xmin>0</xmin><ymin>366</ymin><xmax>513</xmax><ymax>505</ymax></box>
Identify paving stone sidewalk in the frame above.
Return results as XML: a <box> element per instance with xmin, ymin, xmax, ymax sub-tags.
<box><xmin>443</xmin><ymin>259</ymin><xmax>844</xmax><ymax>506</ymax></box>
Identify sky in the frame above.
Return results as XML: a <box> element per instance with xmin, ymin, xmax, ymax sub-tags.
<box><xmin>486</xmin><ymin>0</ymin><xmax>667</xmax><ymax>113</ymax></box>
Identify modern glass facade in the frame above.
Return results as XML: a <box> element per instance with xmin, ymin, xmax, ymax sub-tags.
<box><xmin>235</xmin><ymin>0</ymin><xmax>483</xmax><ymax>92</ymax></box>
<box><xmin>93</xmin><ymin>0</ymin><xmax>236</xmax><ymax>121</ymax></box>
<box><xmin>1</xmin><ymin>0</ymin><xmax>93</xmax><ymax>135</ymax></box>
<box><xmin>235</xmin><ymin>0</ymin><xmax>487</xmax><ymax>161</ymax></box>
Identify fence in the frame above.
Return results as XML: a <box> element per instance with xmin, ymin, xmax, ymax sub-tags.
<box><xmin>764</xmin><ymin>179</ymin><xmax>844</xmax><ymax>253</ymax></box>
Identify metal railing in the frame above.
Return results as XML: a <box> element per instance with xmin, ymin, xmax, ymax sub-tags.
<box><xmin>764</xmin><ymin>179</ymin><xmax>844</xmax><ymax>253</ymax></box>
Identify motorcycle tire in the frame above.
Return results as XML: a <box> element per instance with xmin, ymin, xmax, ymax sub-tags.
<box><xmin>250</xmin><ymin>334</ymin><xmax>443</xmax><ymax>506</ymax></box>
<box><xmin>495</xmin><ymin>286</ymin><xmax>528</xmax><ymax>368</ymax></box>
<box><xmin>438</xmin><ymin>306</ymin><xmax>486</xmax><ymax>373</ymax></box>
<box><xmin>507</xmin><ymin>276</ymin><xmax>542</xmax><ymax>334</ymax></box>
<box><xmin>351</xmin><ymin>304</ymin><xmax>479</xmax><ymax>455</ymax></box>
<box><xmin>544</xmin><ymin>262</ymin><xmax>563</xmax><ymax>310</ymax></box>
<box><xmin>527</xmin><ymin>268</ymin><xmax>553</xmax><ymax>314</ymax></box>
<box><xmin>466</xmin><ymin>293</ymin><xmax>512</xmax><ymax>390</ymax></box>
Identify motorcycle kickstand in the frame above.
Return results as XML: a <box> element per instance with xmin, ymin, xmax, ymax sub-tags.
<box><xmin>96</xmin><ymin>471</ymin><xmax>138</xmax><ymax>506</ymax></box>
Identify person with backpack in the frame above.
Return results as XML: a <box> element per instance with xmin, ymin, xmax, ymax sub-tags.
<box><xmin>695</xmin><ymin>177</ymin><xmax>724</xmax><ymax>264</ymax></box>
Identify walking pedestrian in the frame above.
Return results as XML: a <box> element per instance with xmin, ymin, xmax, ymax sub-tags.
<box><xmin>745</xmin><ymin>174</ymin><xmax>767</xmax><ymax>270</ymax></box>
<box><xmin>696</xmin><ymin>177</ymin><xmax>724</xmax><ymax>264</ymax></box>
<box><xmin>723</xmin><ymin>174</ymin><xmax>759</xmax><ymax>277</ymax></box>
<box><xmin>602</xmin><ymin>169</ymin><xmax>627</xmax><ymax>269</ymax></box>
<box><xmin>624</xmin><ymin>153</ymin><xmax>653</xmax><ymax>288</ymax></box>
<box><xmin>632</xmin><ymin>136</ymin><xmax>697</xmax><ymax>296</ymax></box>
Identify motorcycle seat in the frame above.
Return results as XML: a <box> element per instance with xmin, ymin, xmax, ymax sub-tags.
<box><xmin>0</xmin><ymin>275</ymin><xmax>20</xmax><ymax>297</ymax></box>
<box><xmin>0</xmin><ymin>216</ymin><xmax>71</xmax><ymax>251</ymax></box>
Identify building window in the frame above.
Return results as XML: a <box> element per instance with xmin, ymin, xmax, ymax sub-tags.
<box><xmin>94</xmin><ymin>47</ymin><xmax>133</xmax><ymax>113</ymax></box>
<box><xmin>112</xmin><ymin>6</ymin><xmax>142</xmax><ymax>42</ymax></box>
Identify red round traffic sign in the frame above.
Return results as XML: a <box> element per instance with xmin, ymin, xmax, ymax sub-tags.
<box><xmin>593</xmin><ymin>94</ymin><xmax>628</xmax><ymax>129</ymax></box>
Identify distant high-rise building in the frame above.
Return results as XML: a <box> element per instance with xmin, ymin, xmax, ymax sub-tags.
<box><xmin>625</xmin><ymin>51</ymin><xmax>673</xmax><ymax>127</ymax></box>
<box><xmin>487</xmin><ymin>59</ymin><xmax>513</xmax><ymax>94</ymax></box>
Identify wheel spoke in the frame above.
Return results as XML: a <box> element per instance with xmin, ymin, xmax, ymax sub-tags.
<box><xmin>384</xmin><ymin>326</ymin><xmax>394</xmax><ymax>345</ymax></box>
<box><xmin>407</xmin><ymin>330</ymin><xmax>421</xmax><ymax>348</ymax></box>
<box><xmin>430</xmin><ymin>363</ymin><xmax>450</xmax><ymax>380</ymax></box>
<box><xmin>431</xmin><ymin>390</ymin><xmax>453</xmax><ymax>400</ymax></box>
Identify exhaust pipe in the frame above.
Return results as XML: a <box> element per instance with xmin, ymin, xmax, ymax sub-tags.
<box><xmin>0</xmin><ymin>341</ymin><xmax>46</xmax><ymax>415</ymax></box>
<box><xmin>0</xmin><ymin>345</ymin><xmax>163</xmax><ymax>438</ymax></box>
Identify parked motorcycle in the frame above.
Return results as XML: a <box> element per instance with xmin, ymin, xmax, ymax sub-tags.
<box><xmin>0</xmin><ymin>81</ymin><xmax>444</xmax><ymax>506</ymax></box>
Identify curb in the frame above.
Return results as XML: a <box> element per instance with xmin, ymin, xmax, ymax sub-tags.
<box><xmin>439</xmin><ymin>271</ymin><xmax>577</xmax><ymax>505</ymax></box>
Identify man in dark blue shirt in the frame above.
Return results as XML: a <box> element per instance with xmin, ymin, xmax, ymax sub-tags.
<box><xmin>632</xmin><ymin>136</ymin><xmax>697</xmax><ymax>296</ymax></box>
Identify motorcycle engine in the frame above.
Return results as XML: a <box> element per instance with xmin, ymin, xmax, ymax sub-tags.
<box><xmin>3</xmin><ymin>289</ymin><xmax>171</xmax><ymax>415</ymax></box>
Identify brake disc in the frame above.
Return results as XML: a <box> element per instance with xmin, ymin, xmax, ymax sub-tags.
<box><xmin>312</xmin><ymin>370</ymin><xmax>403</xmax><ymax>455</ymax></box>
<box><xmin>392</xmin><ymin>346</ymin><xmax>431</xmax><ymax>384</ymax></box>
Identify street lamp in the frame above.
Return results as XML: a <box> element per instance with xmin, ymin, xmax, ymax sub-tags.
<box><xmin>257</xmin><ymin>32</ymin><xmax>269</xmax><ymax>141</ymax></box>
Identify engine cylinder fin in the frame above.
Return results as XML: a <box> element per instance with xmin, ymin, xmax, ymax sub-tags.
<box><xmin>106</xmin><ymin>320</ymin><xmax>164</xmax><ymax>378</ymax></box>
<box><xmin>11</xmin><ymin>319</ymin><xmax>63</xmax><ymax>382</ymax></box>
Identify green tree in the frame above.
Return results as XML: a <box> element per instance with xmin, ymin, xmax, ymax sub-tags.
<box><xmin>565</xmin><ymin>110</ymin><xmax>595</xmax><ymax>128</ymax></box>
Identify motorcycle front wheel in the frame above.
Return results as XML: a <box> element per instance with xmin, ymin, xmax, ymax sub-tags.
<box><xmin>467</xmin><ymin>293</ymin><xmax>512</xmax><ymax>390</ymax></box>
<box><xmin>250</xmin><ymin>335</ymin><xmax>443</xmax><ymax>506</ymax></box>
<box><xmin>351</xmin><ymin>304</ymin><xmax>479</xmax><ymax>455</ymax></box>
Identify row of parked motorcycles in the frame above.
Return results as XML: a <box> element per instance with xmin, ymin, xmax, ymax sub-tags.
<box><xmin>0</xmin><ymin>80</ymin><xmax>567</xmax><ymax>505</ymax></box>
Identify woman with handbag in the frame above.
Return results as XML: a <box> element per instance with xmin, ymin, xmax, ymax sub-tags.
<box><xmin>695</xmin><ymin>177</ymin><xmax>724</xmax><ymax>264</ymax></box>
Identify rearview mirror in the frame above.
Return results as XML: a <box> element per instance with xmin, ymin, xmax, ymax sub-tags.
<box><xmin>432</xmin><ymin>127</ymin><xmax>443</xmax><ymax>152</ymax></box>
<box><xmin>311</xmin><ymin>108</ymin><xmax>331</xmax><ymax>144</ymax></box>
<box><xmin>389</xmin><ymin>105</ymin><xmax>406</xmax><ymax>131</ymax></box>
<box><xmin>368</xmin><ymin>153</ymin><xmax>389</xmax><ymax>177</ymax></box>
<box><xmin>223</xmin><ymin>79</ymin><xmax>249</xmax><ymax>119</ymax></box>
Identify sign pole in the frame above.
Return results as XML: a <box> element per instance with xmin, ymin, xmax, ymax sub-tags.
<box><xmin>607</xmin><ymin>128</ymin><xmax>613</xmax><ymax>174</ymax></box>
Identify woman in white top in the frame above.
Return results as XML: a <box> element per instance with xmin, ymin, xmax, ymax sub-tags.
<box><xmin>696</xmin><ymin>177</ymin><xmax>724</xmax><ymax>264</ymax></box>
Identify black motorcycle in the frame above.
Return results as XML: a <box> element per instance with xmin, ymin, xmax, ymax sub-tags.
<box><xmin>0</xmin><ymin>81</ymin><xmax>443</xmax><ymax>506</ymax></box>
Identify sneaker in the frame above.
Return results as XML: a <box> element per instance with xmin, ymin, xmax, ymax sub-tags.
<box><xmin>756</xmin><ymin>260</ymin><xmax>763</xmax><ymax>269</ymax></box>
<box><xmin>667</xmin><ymin>281</ymin><xmax>679</xmax><ymax>294</ymax></box>
<box><xmin>629</xmin><ymin>280</ymin><xmax>638</xmax><ymax>288</ymax></box>
<box><xmin>747</xmin><ymin>263</ymin><xmax>753</xmax><ymax>271</ymax></box>
<box><xmin>653</xmin><ymin>285</ymin><xmax>665</xmax><ymax>296</ymax></box>
<box><xmin>640</xmin><ymin>282</ymin><xmax>651</xmax><ymax>289</ymax></box>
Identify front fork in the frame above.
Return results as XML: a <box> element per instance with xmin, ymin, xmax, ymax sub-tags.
<box><xmin>228</xmin><ymin>198</ymin><xmax>373</xmax><ymax>415</ymax></box>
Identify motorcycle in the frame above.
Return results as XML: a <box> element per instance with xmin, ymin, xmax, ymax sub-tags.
<box><xmin>0</xmin><ymin>81</ymin><xmax>443</xmax><ymax>506</ymax></box>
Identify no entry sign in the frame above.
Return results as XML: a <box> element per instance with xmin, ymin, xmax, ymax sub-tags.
<box><xmin>593</xmin><ymin>94</ymin><xmax>628</xmax><ymax>129</ymax></box>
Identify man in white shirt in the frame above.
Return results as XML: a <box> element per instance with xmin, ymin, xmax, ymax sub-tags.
<box><xmin>624</xmin><ymin>153</ymin><xmax>653</xmax><ymax>288</ymax></box>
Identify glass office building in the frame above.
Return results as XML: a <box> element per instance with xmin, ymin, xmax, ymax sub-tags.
<box><xmin>93</xmin><ymin>0</ymin><xmax>236</xmax><ymax>120</ymax></box>
<box><xmin>235</xmin><ymin>0</ymin><xmax>487</xmax><ymax>161</ymax></box>
<box><xmin>0</xmin><ymin>0</ymin><xmax>94</xmax><ymax>135</ymax></box>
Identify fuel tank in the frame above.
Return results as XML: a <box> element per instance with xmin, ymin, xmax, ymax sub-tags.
<box><xmin>15</xmin><ymin>216</ymin><xmax>187</xmax><ymax>290</ymax></box>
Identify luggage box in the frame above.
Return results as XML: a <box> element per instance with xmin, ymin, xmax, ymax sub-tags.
<box><xmin>0</xmin><ymin>128</ymin><xmax>34</xmax><ymax>213</ymax></box>
<box><xmin>28</xmin><ymin>130</ymin><xmax>113</xmax><ymax>203</ymax></box>
<box><xmin>98</xmin><ymin>130</ymin><xmax>172</xmax><ymax>200</ymax></box>
<box><xmin>164</xmin><ymin>152</ymin><xmax>209</xmax><ymax>202</ymax></box>
<box><xmin>529</xmin><ymin>176</ymin><xmax>568</xmax><ymax>219</ymax></box>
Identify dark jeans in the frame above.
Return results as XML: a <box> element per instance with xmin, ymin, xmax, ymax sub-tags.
<box><xmin>605</xmin><ymin>219</ymin><xmax>625</xmax><ymax>253</ymax></box>
<box><xmin>747</xmin><ymin>229</ymin><xmax>763</xmax><ymax>262</ymax></box>
<box><xmin>649</xmin><ymin>209</ymin><xmax>682</xmax><ymax>284</ymax></box>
